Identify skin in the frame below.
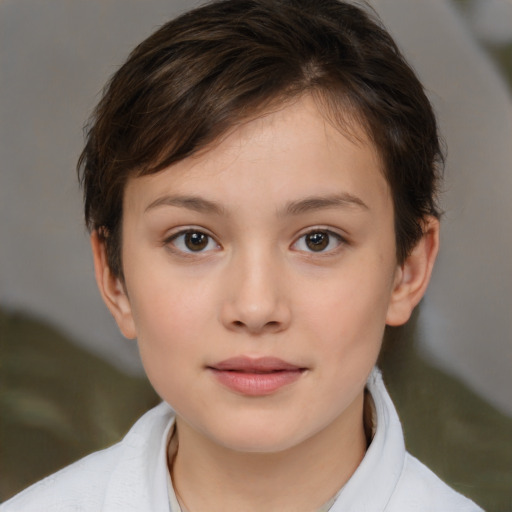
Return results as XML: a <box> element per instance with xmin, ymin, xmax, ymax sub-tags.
<box><xmin>92</xmin><ymin>95</ymin><xmax>439</xmax><ymax>512</ymax></box>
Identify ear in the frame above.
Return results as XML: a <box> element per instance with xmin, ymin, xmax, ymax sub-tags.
<box><xmin>386</xmin><ymin>216</ymin><xmax>440</xmax><ymax>326</ymax></box>
<box><xmin>90</xmin><ymin>231</ymin><xmax>137</xmax><ymax>339</ymax></box>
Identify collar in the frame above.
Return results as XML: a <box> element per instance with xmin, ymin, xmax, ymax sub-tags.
<box><xmin>100</xmin><ymin>367</ymin><xmax>404</xmax><ymax>512</ymax></box>
<box><xmin>330</xmin><ymin>367</ymin><xmax>406</xmax><ymax>511</ymax></box>
<box><xmin>102</xmin><ymin>401</ymin><xmax>175</xmax><ymax>512</ymax></box>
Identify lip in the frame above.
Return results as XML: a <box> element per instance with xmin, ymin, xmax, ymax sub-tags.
<box><xmin>207</xmin><ymin>356</ymin><xmax>306</xmax><ymax>396</ymax></box>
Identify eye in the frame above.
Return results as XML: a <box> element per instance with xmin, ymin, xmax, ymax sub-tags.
<box><xmin>293</xmin><ymin>229</ymin><xmax>344</xmax><ymax>253</ymax></box>
<box><xmin>168</xmin><ymin>230</ymin><xmax>219</xmax><ymax>253</ymax></box>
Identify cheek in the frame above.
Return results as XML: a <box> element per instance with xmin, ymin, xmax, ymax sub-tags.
<box><xmin>126</xmin><ymin>270</ymin><xmax>217</xmax><ymax>388</ymax></box>
<box><xmin>298</xmin><ymin>263</ymin><xmax>392</xmax><ymax>365</ymax></box>
<box><xmin>300</xmin><ymin>279</ymin><xmax>387</xmax><ymax>414</ymax></box>
<box><xmin>306</xmin><ymin>267</ymin><xmax>391</xmax><ymax>331</ymax></box>
<box><xmin>127</xmin><ymin>252</ymin><xmax>213</xmax><ymax>332</ymax></box>
<box><xmin>136</xmin><ymin>289</ymin><xmax>211</xmax><ymax>344</ymax></box>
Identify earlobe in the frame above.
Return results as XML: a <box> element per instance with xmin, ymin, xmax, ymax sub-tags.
<box><xmin>90</xmin><ymin>231</ymin><xmax>137</xmax><ymax>339</ymax></box>
<box><xmin>386</xmin><ymin>217</ymin><xmax>440</xmax><ymax>326</ymax></box>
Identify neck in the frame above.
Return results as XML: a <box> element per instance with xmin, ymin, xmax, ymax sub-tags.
<box><xmin>170</xmin><ymin>392</ymin><xmax>367</xmax><ymax>512</ymax></box>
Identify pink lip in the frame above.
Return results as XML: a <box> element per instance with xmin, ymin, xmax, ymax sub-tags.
<box><xmin>208</xmin><ymin>357</ymin><xmax>306</xmax><ymax>396</ymax></box>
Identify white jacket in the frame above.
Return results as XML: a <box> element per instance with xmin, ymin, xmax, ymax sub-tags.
<box><xmin>0</xmin><ymin>369</ymin><xmax>483</xmax><ymax>511</ymax></box>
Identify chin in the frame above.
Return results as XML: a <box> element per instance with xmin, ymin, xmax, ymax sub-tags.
<box><xmin>218</xmin><ymin>435</ymin><xmax>299</xmax><ymax>454</ymax></box>
<box><xmin>205</xmin><ymin>418</ymin><xmax>315</xmax><ymax>454</ymax></box>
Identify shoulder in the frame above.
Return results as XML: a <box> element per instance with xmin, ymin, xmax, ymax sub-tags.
<box><xmin>0</xmin><ymin>403</ymin><xmax>174</xmax><ymax>512</ymax></box>
<box><xmin>386</xmin><ymin>453</ymin><xmax>484</xmax><ymax>512</ymax></box>
<box><xmin>0</xmin><ymin>443</ymin><xmax>123</xmax><ymax>512</ymax></box>
<box><xmin>339</xmin><ymin>368</ymin><xmax>483</xmax><ymax>512</ymax></box>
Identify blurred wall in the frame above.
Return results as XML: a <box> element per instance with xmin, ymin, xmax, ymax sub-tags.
<box><xmin>1</xmin><ymin>0</ymin><xmax>511</xmax><ymax>414</ymax></box>
<box><xmin>0</xmin><ymin>0</ymin><xmax>194</xmax><ymax>374</ymax></box>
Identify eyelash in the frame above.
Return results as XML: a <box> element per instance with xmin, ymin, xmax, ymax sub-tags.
<box><xmin>164</xmin><ymin>227</ymin><xmax>347</xmax><ymax>256</ymax></box>
<box><xmin>292</xmin><ymin>229</ymin><xmax>346</xmax><ymax>254</ymax></box>
<box><xmin>165</xmin><ymin>229</ymin><xmax>220</xmax><ymax>255</ymax></box>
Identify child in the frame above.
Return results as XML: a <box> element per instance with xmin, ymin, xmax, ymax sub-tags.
<box><xmin>1</xmin><ymin>0</ymin><xmax>483</xmax><ymax>510</ymax></box>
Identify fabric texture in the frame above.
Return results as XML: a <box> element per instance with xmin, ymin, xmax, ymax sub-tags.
<box><xmin>0</xmin><ymin>368</ymin><xmax>483</xmax><ymax>512</ymax></box>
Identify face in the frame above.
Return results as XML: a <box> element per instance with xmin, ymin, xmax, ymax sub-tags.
<box><xmin>98</xmin><ymin>96</ymin><xmax>426</xmax><ymax>454</ymax></box>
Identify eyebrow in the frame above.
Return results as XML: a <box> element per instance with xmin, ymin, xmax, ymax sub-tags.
<box><xmin>284</xmin><ymin>193</ymin><xmax>369</xmax><ymax>216</ymax></box>
<box><xmin>144</xmin><ymin>192</ymin><xmax>368</xmax><ymax>216</ymax></box>
<box><xmin>144</xmin><ymin>195</ymin><xmax>224</xmax><ymax>215</ymax></box>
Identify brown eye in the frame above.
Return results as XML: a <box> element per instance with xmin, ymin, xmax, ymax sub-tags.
<box><xmin>184</xmin><ymin>232</ymin><xmax>208</xmax><ymax>251</ymax></box>
<box><xmin>169</xmin><ymin>230</ymin><xmax>218</xmax><ymax>253</ymax></box>
<box><xmin>293</xmin><ymin>229</ymin><xmax>343</xmax><ymax>254</ymax></box>
<box><xmin>305</xmin><ymin>231</ymin><xmax>329</xmax><ymax>251</ymax></box>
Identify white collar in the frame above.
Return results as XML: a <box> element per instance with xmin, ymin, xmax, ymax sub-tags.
<box><xmin>329</xmin><ymin>368</ymin><xmax>406</xmax><ymax>511</ymax></box>
<box><xmin>99</xmin><ymin>367</ymin><xmax>403</xmax><ymax>511</ymax></box>
<box><xmin>163</xmin><ymin>367</ymin><xmax>401</xmax><ymax>512</ymax></box>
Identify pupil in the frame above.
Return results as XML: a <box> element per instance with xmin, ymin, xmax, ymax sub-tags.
<box><xmin>306</xmin><ymin>232</ymin><xmax>328</xmax><ymax>251</ymax></box>
<box><xmin>185</xmin><ymin>232</ymin><xmax>208</xmax><ymax>251</ymax></box>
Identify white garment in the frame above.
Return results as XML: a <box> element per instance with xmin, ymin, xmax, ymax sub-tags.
<box><xmin>0</xmin><ymin>369</ymin><xmax>482</xmax><ymax>512</ymax></box>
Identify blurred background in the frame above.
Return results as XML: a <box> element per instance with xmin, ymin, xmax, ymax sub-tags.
<box><xmin>0</xmin><ymin>0</ymin><xmax>511</xmax><ymax>510</ymax></box>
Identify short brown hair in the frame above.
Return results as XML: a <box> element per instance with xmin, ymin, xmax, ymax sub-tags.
<box><xmin>78</xmin><ymin>0</ymin><xmax>443</xmax><ymax>277</ymax></box>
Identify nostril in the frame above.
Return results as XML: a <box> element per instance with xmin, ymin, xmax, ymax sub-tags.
<box><xmin>230</xmin><ymin>319</ymin><xmax>281</xmax><ymax>331</ymax></box>
<box><xmin>263</xmin><ymin>321</ymin><xmax>284</xmax><ymax>333</ymax></box>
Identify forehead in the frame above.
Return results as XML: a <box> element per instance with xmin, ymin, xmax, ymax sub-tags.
<box><xmin>124</xmin><ymin>95</ymin><xmax>389</xmax><ymax>215</ymax></box>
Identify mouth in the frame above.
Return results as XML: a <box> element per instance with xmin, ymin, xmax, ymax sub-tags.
<box><xmin>207</xmin><ymin>356</ymin><xmax>307</xmax><ymax>396</ymax></box>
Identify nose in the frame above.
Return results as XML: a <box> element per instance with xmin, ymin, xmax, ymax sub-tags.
<box><xmin>220</xmin><ymin>248</ymin><xmax>291</xmax><ymax>335</ymax></box>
